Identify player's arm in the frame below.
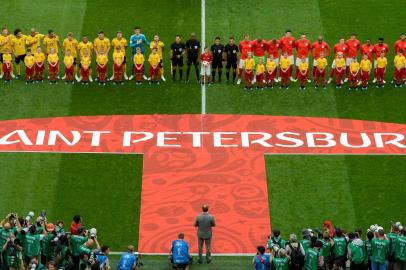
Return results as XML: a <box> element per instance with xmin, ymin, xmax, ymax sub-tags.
<box><xmin>326</xmin><ymin>43</ymin><xmax>331</xmax><ymax>57</ymax></box>
<box><xmin>106</xmin><ymin>40</ymin><xmax>111</xmax><ymax>54</ymax></box>
<box><xmin>57</xmin><ymin>37</ymin><xmax>62</xmax><ymax>50</ymax></box>
<box><xmin>143</xmin><ymin>35</ymin><xmax>150</xmax><ymax>46</ymax></box>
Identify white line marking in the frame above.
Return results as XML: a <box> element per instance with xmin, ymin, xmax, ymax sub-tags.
<box><xmin>109</xmin><ymin>252</ymin><xmax>253</xmax><ymax>257</ymax></box>
<box><xmin>201</xmin><ymin>0</ymin><xmax>206</xmax><ymax>114</ymax></box>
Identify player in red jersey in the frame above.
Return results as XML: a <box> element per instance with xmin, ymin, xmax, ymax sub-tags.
<box><xmin>237</xmin><ymin>34</ymin><xmax>253</xmax><ymax>85</ymax></box>
<box><xmin>345</xmin><ymin>33</ymin><xmax>361</xmax><ymax>81</ymax></box>
<box><xmin>373</xmin><ymin>38</ymin><xmax>389</xmax><ymax>83</ymax></box>
<box><xmin>394</xmin><ymin>34</ymin><xmax>406</xmax><ymax>81</ymax></box>
<box><xmin>200</xmin><ymin>46</ymin><xmax>213</xmax><ymax>85</ymax></box>
<box><xmin>251</xmin><ymin>36</ymin><xmax>267</xmax><ymax>83</ymax></box>
<box><xmin>360</xmin><ymin>39</ymin><xmax>375</xmax><ymax>61</ymax></box>
<box><xmin>311</xmin><ymin>36</ymin><xmax>330</xmax><ymax>78</ymax></box>
<box><xmin>279</xmin><ymin>30</ymin><xmax>295</xmax><ymax>81</ymax></box>
<box><xmin>295</xmin><ymin>33</ymin><xmax>311</xmax><ymax>82</ymax></box>
<box><xmin>334</xmin><ymin>38</ymin><xmax>348</xmax><ymax>57</ymax></box>
<box><xmin>267</xmin><ymin>39</ymin><xmax>280</xmax><ymax>81</ymax></box>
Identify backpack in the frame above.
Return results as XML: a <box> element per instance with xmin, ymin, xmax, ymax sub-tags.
<box><xmin>288</xmin><ymin>243</ymin><xmax>304</xmax><ymax>269</ymax></box>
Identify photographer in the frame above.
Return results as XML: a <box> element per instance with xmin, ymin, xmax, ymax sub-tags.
<box><xmin>1</xmin><ymin>215</ymin><xmax>22</xmax><ymax>270</ymax></box>
<box><xmin>304</xmin><ymin>240</ymin><xmax>324</xmax><ymax>270</ymax></box>
<box><xmin>332</xmin><ymin>228</ymin><xmax>348</xmax><ymax>270</ymax></box>
<box><xmin>3</xmin><ymin>236</ymin><xmax>24</xmax><ymax>270</ymax></box>
<box><xmin>271</xmin><ymin>249</ymin><xmax>290</xmax><ymax>270</ymax></box>
<box><xmin>286</xmin><ymin>234</ymin><xmax>305</xmax><ymax>270</ymax></box>
<box><xmin>42</xmin><ymin>224</ymin><xmax>57</xmax><ymax>265</ymax></box>
<box><xmin>253</xmin><ymin>246</ymin><xmax>271</xmax><ymax>270</ymax></box>
<box><xmin>169</xmin><ymin>233</ymin><xmax>192</xmax><ymax>270</ymax></box>
<box><xmin>27</xmin><ymin>257</ymin><xmax>44</xmax><ymax>270</ymax></box>
<box><xmin>319</xmin><ymin>232</ymin><xmax>334</xmax><ymax>270</ymax></box>
<box><xmin>79</xmin><ymin>238</ymin><xmax>100</xmax><ymax>268</ymax></box>
<box><xmin>347</xmin><ymin>232</ymin><xmax>365</xmax><ymax>270</ymax></box>
<box><xmin>267</xmin><ymin>229</ymin><xmax>287</xmax><ymax>254</ymax></box>
<box><xmin>54</xmin><ymin>234</ymin><xmax>73</xmax><ymax>270</ymax></box>
<box><xmin>70</xmin><ymin>227</ymin><xmax>88</xmax><ymax>269</ymax></box>
<box><xmin>24</xmin><ymin>224</ymin><xmax>47</xmax><ymax>264</ymax></box>
<box><xmin>117</xmin><ymin>246</ymin><xmax>139</xmax><ymax>270</ymax></box>
<box><xmin>95</xmin><ymin>245</ymin><xmax>110</xmax><ymax>270</ymax></box>
<box><xmin>301</xmin><ymin>229</ymin><xmax>313</xmax><ymax>254</ymax></box>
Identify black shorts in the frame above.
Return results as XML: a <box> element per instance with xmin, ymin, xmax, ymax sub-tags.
<box><xmin>226</xmin><ymin>58</ymin><xmax>237</xmax><ymax>69</ymax></box>
<box><xmin>123</xmin><ymin>56</ymin><xmax>127</xmax><ymax>65</ymax></box>
<box><xmin>73</xmin><ymin>58</ymin><xmax>77</xmax><ymax>66</ymax></box>
<box><xmin>0</xmin><ymin>53</ymin><xmax>3</xmax><ymax>63</ymax></box>
<box><xmin>172</xmin><ymin>56</ymin><xmax>183</xmax><ymax>67</ymax></box>
<box><xmin>159</xmin><ymin>59</ymin><xmax>163</xmax><ymax>68</ymax></box>
<box><xmin>212</xmin><ymin>59</ymin><xmax>223</xmax><ymax>69</ymax></box>
<box><xmin>187</xmin><ymin>55</ymin><xmax>199</xmax><ymax>66</ymax></box>
<box><xmin>15</xmin><ymin>54</ymin><xmax>26</xmax><ymax>64</ymax></box>
<box><xmin>333</xmin><ymin>255</ymin><xmax>347</xmax><ymax>268</ymax></box>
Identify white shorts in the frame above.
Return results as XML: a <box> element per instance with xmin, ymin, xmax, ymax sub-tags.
<box><xmin>296</xmin><ymin>57</ymin><xmax>308</xmax><ymax>65</ymax></box>
<box><xmin>281</xmin><ymin>55</ymin><xmax>294</xmax><ymax>65</ymax></box>
<box><xmin>239</xmin><ymin>59</ymin><xmax>245</xmax><ymax>69</ymax></box>
<box><xmin>200</xmin><ymin>64</ymin><xmax>211</xmax><ymax>76</ymax></box>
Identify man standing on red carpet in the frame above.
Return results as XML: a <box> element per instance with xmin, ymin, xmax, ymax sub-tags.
<box><xmin>194</xmin><ymin>204</ymin><xmax>216</xmax><ymax>264</ymax></box>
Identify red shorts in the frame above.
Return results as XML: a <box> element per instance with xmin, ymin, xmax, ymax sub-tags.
<box><xmin>26</xmin><ymin>66</ymin><xmax>35</xmax><ymax>77</ymax></box>
<box><xmin>97</xmin><ymin>65</ymin><xmax>107</xmax><ymax>74</ymax></box>
<box><xmin>114</xmin><ymin>64</ymin><xmax>123</xmax><ymax>73</ymax></box>
<box><xmin>35</xmin><ymin>63</ymin><xmax>45</xmax><ymax>73</ymax></box>
<box><xmin>376</xmin><ymin>67</ymin><xmax>385</xmax><ymax>78</ymax></box>
<box><xmin>266</xmin><ymin>70</ymin><xmax>276</xmax><ymax>82</ymax></box>
<box><xmin>48</xmin><ymin>63</ymin><xmax>58</xmax><ymax>73</ymax></box>
<box><xmin>315</xmin><ymin>69</ymin><xmax>325</xmax><ymax>78</ymax></box>
<box><xmin>244</xmin><ymin>70</ymin><xmax>253</xmax><ymax>81</ymax></box>
<box><xmin>134</xmin><ymin>64</ymin><xmax>143</xmax><ymax>74</ymax></box>
<box><xmin>2</xmin><ymin>63</ymin><xmax>12</xmax><ymax>73</ymax></box>
<box><xmin>149</xmin><ymin>65</ymin><xmax>159</xmax><ymax>77</ymax></box>
<box><xmin>65</xmin><ymin>66</ymin><xmax>74</xmax><ymax>76</ymax></box>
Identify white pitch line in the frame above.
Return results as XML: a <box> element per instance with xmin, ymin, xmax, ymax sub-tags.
<box><xmin>109</xmin><ymin>252</ymin><xmax>253</xmax><ymax>257</ymax></box>
<box><xmin>201</xmin><ymin>0</ymin><xmax>206</xmax><ymax>114</ymax></box>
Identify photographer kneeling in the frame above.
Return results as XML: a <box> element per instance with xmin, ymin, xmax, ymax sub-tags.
<box><xmin>169</xmin><ymin>233</ymin><xmax>192</xmax><ymax>270</ymax></box>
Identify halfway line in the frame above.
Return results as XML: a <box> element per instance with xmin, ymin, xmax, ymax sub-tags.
<box><xmin>201</xmin><ymin>0</ymin><xmax>206</xmax><ymax>114</ymax></box>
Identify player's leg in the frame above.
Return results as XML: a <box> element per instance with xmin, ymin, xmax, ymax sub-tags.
<box><xmin>186</xmin><ymin>57</ymin><xmax>192</xmax><ymax>82</ymax></box>
<box><xmin>123</xmin><ymin>56</ymin><xmax>128</xmax><ymax>80</ymax></box>
<box><xmin>237</xmin><ymin>59</ymin><xmax>244</xmax><ymax>84</ymax></box>
<box><xmin>194</xmin><ymin>59</ymin><xmax>199</xmax><ymax>83</ymax></box>
<box><xmin>178</xmin><ymin>58</ymin><xmax>183</xmax><ymax>81</ymax></box>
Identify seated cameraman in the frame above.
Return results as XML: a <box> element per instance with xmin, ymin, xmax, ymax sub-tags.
<box><xmin>170</xmin><ymin>233</ymin><xmax>192</xmax><ymax>270</ymax></box>
<box><xmin>117</xmin><ymin>246</ymin><xmax>139</xmax><ymax>270</ymax></box>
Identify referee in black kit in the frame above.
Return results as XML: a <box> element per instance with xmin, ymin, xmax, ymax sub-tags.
<box><xmin>185</xmin><ymin>32</ymin><xmax>201</xmax><ymax>83</ymax></box>
<box><xmin>210</xmin><ymin>37</ymin><xmax>225</xmax><ymax>83</ymax></box>
<box><xmin>224</xmin><ymin>37</ymin><xmax>239</xmax><ymax>83</ymax></box>
<box><xmin>170</xmin><ymin>35</ymin><xmax>186</xmax><ymax>82</ymax></box>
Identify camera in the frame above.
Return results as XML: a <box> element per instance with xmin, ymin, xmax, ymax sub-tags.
<box><xmin>89</xmin><ymin>228</ymin><xmax>97</xmax><ymax>239</ymax></box>
<box><xmin>30</xmin><ymin>263</ymin><xmax>37</xmax><ymax>270</ymax></box>
<box><xmin>25</xmin><ymin>211</ymin><xmax>35</xmax><ymax>222</ymax></box>
<box><xmin>39</xmin><ymin>210</ymin><xmax>47</xmax><ymax>221</ymax></box>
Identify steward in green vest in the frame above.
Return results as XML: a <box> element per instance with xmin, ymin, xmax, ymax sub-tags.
<box><xmin>304</xmin><ymin>240</ymin><xmax>323</xmax><ymax>270</ymax></box>
<box><xmin>395</xmin><ymin>229</ymin><xmax>406</xmax><ymax>270</ymax></box>
<box><xmin>348</xmin><ymin>232</ymin><xmax>366</xmax><ymax>270</ymax></box>
<box><xmin>332</xmin><ymin>228</ymin><xmax>348</xmax><ymax>269</ymax></box>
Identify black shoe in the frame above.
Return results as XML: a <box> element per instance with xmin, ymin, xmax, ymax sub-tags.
<box><xmin>207</xmin><ymin>259</ymin><xmax>212</xmax><ymax>264</ymax></box>
<box><xmin>197</xmin><ymin>259</ymin><xmax>203</xmax><ymax>264</ymax></box>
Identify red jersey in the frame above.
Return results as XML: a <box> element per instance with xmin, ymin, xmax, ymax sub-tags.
<box><xmin>200</xmin><ymin>52</ymin><xmax>212</xmax><ymax>63</ymax></box>
<box><xmin>346</xmin><ymin>38</ymin><xmax>360</xmax><ymax>58</ymax></box>
<box><xmin>360</xmin><ymin>44</ymin><xmax>375</xmax><ymax>60</ymax></box>
<box><xmin>394</xmin><ymin>40</ymin><xmax>406</xmax><ymax>56</ymax></box>
<box><xmin>70</xmin><ymin>221</ymin><xmax>81</xmax><ymax>235</ymax></box>
<box><xmin>252</xmin><ymin>39</ymin><xmax>267</xmax><ymax>57</ymax></box>
<box><xmin>267</xmin><ymin>40</ymin><xmax>280</xmax><ymax>58</ymax></box>
<box><xmin>373</xmin><ymin>43</ymin><xmax>389</xmax><ymax>58</ymax></box>
<box><xmin>239</xmin><ymin>40</ymin><xmax>253</xmax><ymax>60</ymax></box>
<box><xmin>333</xmin><ymin>43</ymin><xmax>348</xmax><ymax>57</ymax></box>
<box><xmin>312</xmin><ymin>41</ymin><xmax>331</xmax><ymax>58</ymax></box>
<box><xmin>279</xmin><ymin>36</ymin><xmax>295</xmax><ymax>55</ymax></box>
<box><xmin>295</xmin><ymin>39</ymin><xmax>311</xmax><ymax>58</ymax></box>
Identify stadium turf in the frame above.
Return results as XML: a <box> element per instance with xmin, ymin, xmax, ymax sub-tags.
<box><xmin>0</xmin><ymin>0</ymin><xmax>406</xmax><ymax>268</ymax></box>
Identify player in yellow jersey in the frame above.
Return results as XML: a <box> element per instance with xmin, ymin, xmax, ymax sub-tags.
<box><xmin>24</xmin><ymin>49</ymin><xmax>35</xmax><ymax>83</ymax></box>
<box><xmin>79</xmin><ymin>49</ymin><xmax>91</xmax><ymax>84</ymax></box>
<box><xmin>0</xmin><ymin>27</ymin><xmax>15</xmax><ymax>78</ymax></box>
<box><xmin>360</xmin><ymin>54</ymin><xmax>372</xmax><ymax>89</ymax></box>
<box><xmin>349</xmin><ymin>57</ymin><xmax>360</xmax><ymax>90</ymax></box>
<box><xmin>47</xmin><ymin>47</ymin><xmax>59</xmax><ymax>84</ymax></box>
<box><xmin>34</xmin><ymin>47</ymin><xmax>45</xmax><ymax>82</ymax></box>
<box><xmin>328</xmin><ymin>52</ymin><xmax>346</xmax><ymax>88</ymax></box>
<box><xmin>255</xmin><ymin>58</ymin><xmax>265</xmax><ymax>89</ymax></box>
<box><xmin>394</xmin><ymin>50</ymin><xmax>406</xmax><ymax>87</ymax></box>
<box><xmin>133</xmin><ymin>47</ymin><xmax>145</xmax><ymax>85</ymax></box>
<box><xmin>77</xmin><ymin>35</ymin><xmax>94</xmax><ymax>81</ymax></box>
<box><xmin>111</xmin><ymin>31</ymin><xmax>128</xmax><ymax>80</ymax></box>
<box><xmin>94</xmin><ymin>31</ymin><xmax>110</xmax><ymax>56</ymax></box>
<box><xmin>265</xmin><ymin>56</ymin><xmax>277</xmax><ymax>88</ymax></box>
<box><xmin>375</xmin><ymin>52</ymin><xmax>387</xmax><ymax>88</ymax></box>
<box><xmin>96</xmin><ymin>47</ymin><xmax>109</xmax><ymax>85</ymax></box>
<box><xmin>148</xmin><ymin>47</ymin><xmax>161</xmax><ymax>84</ymax></box>
<box><xmin>150</xmin><ymin>34</ymin><xmax>165</xmax><ymax>81</ymax></box>
<box><xmin>43</xmin><ymin>30</ymin><xmax>61</xmax><ymax>55</ymax></box>
<box><xmin>279</xmin><ymin>52</ymin><xmax>292</xmax><ymax>89</ymax></box>
<box><xmin>26</xmin><ymin>28</ymin><xmax>44</xmax><ymax>52</ymax></box>
<box><xmin>243</xmin><ymin>52</ymin><xmax>255</xmax><ymax>90</ymax></box>
<box><xmin>297</xmin><ymin>57</ymin><xmax>309</xmax><ymax>90</ymax></box>
<box><xmin>314</xmin><ymin>52</ymin><xmax>328</xmax><ymax>89</ymax></box>
<box><xmin>64</xmin><ymin>49</ymin><xmax>75</xmax><ymax>84</ymax></box>
<box><xmin>1</xmin><ymin>48</ymin><xmax>13</xmax><ymax>82</ymax></box>
<box><xmin>11</xmin><ymin>29</ymin><xmax>27</xmax><ymax>78</ymax></box>
<box><xmin>63</xmin><ymin>32</ymin><xmax>79</xmax><ymax>78</ymax></box>
<box><xmin>113</xmin><ymin>46</ymin><xmax>125</xmax><ymax>84</ymax></box>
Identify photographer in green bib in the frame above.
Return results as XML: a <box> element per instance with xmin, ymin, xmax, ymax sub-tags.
<box><xmin>395</xmin><ymin>228</ymin><xmax>406</xmax><ymax>270</ymax></box>
<box><xmin>267</xmin><ymin>229</ymin><xmax>287</xmax><ymax>255</ymax></box>
<box><xmin>1</xmin><ymin>213</ymin><xmax>22</xmax><ymax>270</ymax></box>
<box><xmin>320</xmin><ymin>231</ymin><xmax>334</xmax><ymax>270</ymax></box>
<box><xmin>271</xmin><ymin>248</ymin><xmax>290</xmax><ymax>270</ymax></box>
<box><xmin>364</xmin><ymin>230</ymin><xmax>375</xmax><ymax>270</ymax></box>
<box><xmin>24</xmin><ymin>224</ymin><xmax>47</xmax><ymax>265</ymax></box>
<box><xmin>70</xmin><ymin>227</ymin><xmax>88</xmax><ymax>269</ymax></box>
<box><xmin>332</xmin><ymin>228</ymin><xmax>348</xmax><ymax>270</ymax></box>
<box><xmin>371</xmin><ymin>228</ymin><xmax>389</xmax><ymax>270</ymax></box>
<box><xmin>347</xmin><ymin>232</ymin><xmax>366</xmax><ymax>270</ymax></box>
<box><xmin>2</xmin><ymin>235</ymin><xmax>24</xmax><ymax>270</ymax></box>
<box><xmin>304</xmin><ymin>240</ymin><xmax>324</xmax><ymax>270</ymax></box>
<box><xmin>387</xmin><ymin>222</ymin><xmax>402</xmax><ymax>270</ymax></box>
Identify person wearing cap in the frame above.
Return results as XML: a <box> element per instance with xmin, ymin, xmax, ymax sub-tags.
<box><xmin>286</xmin><ymin>234</ymin><xmax>305</xmax><ymax>270</ymax></box>
<box><xmin>271</xmin><ymin>248</ymin><xmax>290</xmax><ymax>270</ymax></box>
<box><xmin>347</xmin><ymin>232</ymin><xmax>365</xmax><ymax>270</ymax></box>
<box><xmin>371</xmin><ymin>229</ymin><xmax>389</xmax><ymax>270</ymax></box>
<box><xmin>332</xmin><ymin>228</ymin><xmax>348</xmax><ymax>270</ymax></box>
<box><xmin>267</xmin><ymin>229</ymin><xmax>287</xmax><ymax>255</ymax></box>
<box><xmin>304</xmin><ymin>240</ymin><xmax>324</xmax><ymax>270</ymax></box>
<box><xmin>42</xmin><ymin>223</ymin><xmax>57</xmax><ymax>264</ymax></box>
<box><xmin>253</xmin><ymin>245</ymin><xmax>271</xmax><ymax>270</ymax></box>
<box><xmin>117</xmin><ymin>245</ymin><xmax>139</xmax><ymax>270</ymax></box>
<box><xmin>388</xmin><ymin>222</ymin><xmax>401</xmax><ymax>270</ymax></box>
<box><xmin>394</xmin><ymin>228</ymin><xmax>406</xmax><ymax>270</ymax></box>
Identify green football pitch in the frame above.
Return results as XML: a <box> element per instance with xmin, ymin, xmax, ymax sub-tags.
<box><xmin>1</xmin><ymin>0</ymin><xmax>406</xmax><ymax>269</ymax></box>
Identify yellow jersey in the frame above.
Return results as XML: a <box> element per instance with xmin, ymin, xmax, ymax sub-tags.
<box><xmin>394</xmin><ymin>55</ymin><xmax>406</xmax><ymax>70</ymax></box>
<box><xmin>97</xmin><ymin>54</ymin><xmax>108</xmax><ymax>65</ymax></box>
<box><xmin>64</xmin><ymin>55</ymin><xmax>74</xmax><ymax>68</ymax></box>
<box><xmin>150</xmin><ymin>40</ymin><xmax>165</xmax><ymax>58</ymax></box>
<box><xmin>316</xmin><ymin>58</ymin><xmax>328</xmax><ymax>70</ymax></box>
<box><xmin>12</xmin><ymin>36</ymin><xmax>27</xmax><ymax>56</ymax></box>
<box><xmin>2</xmin><ymin>53</ymin><xmax>12</xmax><ymax>63</ymax></box>
<box><xmin>299</xmin><ymin>62</ymin><xmax>309</xmax><ymax>72</ymax></box>
<box><xmin>63</xmin><ymin>38</ymin><xmax>79</xmax><ymax>57</ymax></box>
<box><xmin>26</xmin><ymin>33</ymin><xmax>44</xmax><ymax>52</ymax></box>
<box><xmin>24</xmin><ymin>55</ymin><xmax>35</xmax><ymax>68</ymax></box>
<box><xmin>360</xmin><ymin>59</ymin><xmax>371</xmax><ymax>72</ymax></box>
<box><xmin>266</xmin><ymin>60</ymin><xmax>277</xmax><ymax>72</ymax></box>
<box><xmin>376</xmin><ymin>57</ymin><xmax>387</xmax><ymax>69</ymax></box>
<box><xmin>94</xmin><ymin>37</ymin><xmax>110</xmax><ymax>54</ymax></box>
<box><xmin>34</xmin><ymin>52</ymin><xmax>45</xmax><ymax>63</ymax></box>
<box><xmin>148</xmin><ymin>53</ymin><xmax>161</xmax><ymax>67</ymax></box>
<box><xmin>256</xmin><ymin>63</ymin><xmax>265</xmax><ymax>74</ymax></box>
<box><xmin>335</xmin><ymin>58</ymin><xmax>345</xmax><ymax>68</ymax></box>
<box><xmin>244</xmin><ymin>58</ymin><xmax>255</xmax><ymax>70</ymax></box>
<box><xmin>111</xmin><ymin>38</ymin><xmax>127</xmax><ymax>53</ymax></box>
<box><xmin>43</xmin><ymin>35</ymin><xmax>60</xmax><ymax>54</ymax></box>
<box><xmin>0</xmin><ymin>34</ymin><xmax>14</xmax><ymax>53</ymax></box>
<box><xmin>81</xmin><ymin>56</ymin><xmax>91</xmax><ymax>69</ymax></box>
<box><xmin>349</xmin><ymin>62</ymin><xmax>360</xmax><ymax>73</ymax></box>
<box><xmin>78</xmin><ymin>41</ymin><xmax>93</xmax><ymax>58</ymax></box>
<box><xmin>133</xmin><ymin>53</ymin><xmax>145</xmax><ymax>65</ymax></box>
<box><xmin>280</xmin><ymin>57</ymin><xmax>291</xmax><ymax>70</ymax></box>
<box><xmin>113</xmin><ymin>51</ymin><xmax>125</xmax><ymax>64</ymax></box>
<box><xmin>48</xmin><ymin>53</ymin><xmax>59</xmax><ymax>64</ymax></box>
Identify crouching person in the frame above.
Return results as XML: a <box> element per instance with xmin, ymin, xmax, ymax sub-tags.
<box><xmin>170</xmin><ymin>233</ymin><xmax>192</xmax><ymax>270</ymax></box>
